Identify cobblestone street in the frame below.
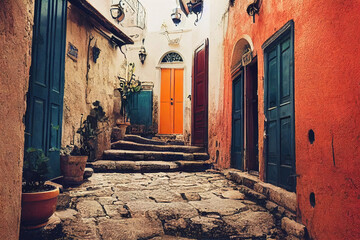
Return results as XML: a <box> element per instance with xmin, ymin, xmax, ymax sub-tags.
<box><xmin>24</xmin><ymin>171</ymin><xmax>296</xmax><ymax>240</ymax></box>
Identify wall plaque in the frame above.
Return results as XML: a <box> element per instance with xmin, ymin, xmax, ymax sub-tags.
<box><xmin>67</xmin><ymin>42</ymin><xmax>78</xmax><ymax>61</ymax></box>
<box><xmin>242</xmin><ymin>48</ymin><xmax>252</xmax><ymax>66</ymax></box>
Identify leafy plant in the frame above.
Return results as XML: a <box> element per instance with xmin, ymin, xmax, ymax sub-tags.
<box><xmin>22</xmin><ymin>148</ymin><xmax>50</xmax><ymax>193</ymax></box>
<box><xmin>117</xmin><ymin>62</ymin><xmax>142</xmax><ymax>122</ymax></box>
<box><xmin>67</xmin><ymin>101</ymin><xmax>109</xmax><ymax>156</ymax></box>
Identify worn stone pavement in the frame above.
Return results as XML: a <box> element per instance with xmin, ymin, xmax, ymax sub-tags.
<box><xmin>23</xmin><ymin>171</ymin><xmax>289</xmax><ymax>240</ymax></box>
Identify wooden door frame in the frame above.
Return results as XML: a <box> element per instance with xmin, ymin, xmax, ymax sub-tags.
<box><xmin>25</xmin><ymin>0</ymin><xmax>68</xmax><ymax>178</ymax></box>
<box><xmin>231</xmin><ymin>67</ymin><xmax>244</xmax><ymax>169</ymax></box>
<box><xmin>245</xmin><ymin>57</ymin><xmax>259</xmax><ymax>172</ymax></box>
<box><xmin>191</xmin><ymin>38</ymin><xmax>209</xmax><ymax>148</ymax></box>
<box><xmin>262</xmin><ymin>20</ymin><xmax>296</xmax><ymax>191</ymax></box>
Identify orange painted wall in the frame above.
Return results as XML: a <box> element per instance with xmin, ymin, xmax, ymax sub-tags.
<box><xmin>211</xmin><ymin>0</ymin><xmax>360</xmax><ymax>239</ymax></box>
<box><xmin>0</xmin><ymin>1</ymin><xmax>34</xmax><ymax>239</ymax></box>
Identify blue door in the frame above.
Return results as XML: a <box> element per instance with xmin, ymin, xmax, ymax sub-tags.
<box><xmin>264</xmin><ymin>21</ymin><xmax>296</xmax><ymax>192</ymax></box>
<box><xmin>128</xmin><ymin>91</ymin><xmax>153</xmax><ymax>128</ymax></box>
<box><xmin>25</xmin><ymin>0</ymin><xmax>67</xmax><ymax>178</ymax></box>
<box><xmin>231</xmin><ymin>70</ymin><xmax>244</xmax><ymax>170</ymax></box>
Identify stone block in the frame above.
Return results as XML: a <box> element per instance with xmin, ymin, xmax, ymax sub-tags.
<box><xmin>98</xmin><ymin>218</ymin><xmax>164</xmax><ymax>240</ymax></box>
<box><xmin>115</xmin><ymin>161</ymin><xmax>136</xmax><ymax>171</ymax></box>
<box><xmin>221</xmin><ymin>190</ymin><xmax>245</xmax><ymax>200</ymax></box>
<box><xmin>54</xmin><ymin>209</ymin><xmax>78</xmax><ymax>221</ymax></box>
<box><xmin>83</xmin><ymin>167</ymin><xmax>94</xmax><ymax>179</ymax></box>
<box><xmin>181</xmin><ymin>192</ymin><xmax>202</xmax><ymax>201</ymax></box>
<box><xmin>76</xmin><ymin>200</ymin><xmax>105</xmax><ymax>218</ymax></box>
<box><xmin>223</xmin><ymin>210</ymin><xmax>275</xmax><ymax>238</ymax></box>
<box><xmin>56</xmin><ymin>192</ymin><xmax>71</xmax><ymax>210</ymax></box>
<box><xmin>281</xmin><ymin>217</ymin><xmax>306</xmax><ymax>238</ymax></box>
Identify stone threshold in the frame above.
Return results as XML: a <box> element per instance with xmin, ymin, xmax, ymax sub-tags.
<box><xmin>220</xmin><ymin>169</ymin><xmax>308</xmax><ymax>240</ymax></box>
<box><xmin>222</xmin><ymin>169</ymin><xmax>297</xmax><ymax>213</ymax></box>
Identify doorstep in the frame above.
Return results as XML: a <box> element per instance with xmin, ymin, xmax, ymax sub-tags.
<box><xmin>222</xmin><ymin>169</ymin><xmax>297</xmax><ymax>213</ymax></box>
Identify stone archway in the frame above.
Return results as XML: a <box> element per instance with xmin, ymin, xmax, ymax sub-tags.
<box><xmin>231</xmin><ymin>35</ymin><xmax>254</xmax><ymax>70</ymax></box>
<box><xmin>230</xmin><ymin>36</ymin><xmax>259</xmax><ymax>172</ymax></box>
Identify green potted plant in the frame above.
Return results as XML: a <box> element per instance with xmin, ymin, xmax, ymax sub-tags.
<box><xmin>61</xmin><ymin>101</ymin><xmax>108</xmax><ymax>184</ymax></box>
<box><xmin>115</xmin><ymin>62</ymin><xmax>142</xmax><ymax>139</ymax></box>
<box><xmin>21</xmin><ymin>148</ymin><xmax>59</xmax><ymax>229</ymax></box>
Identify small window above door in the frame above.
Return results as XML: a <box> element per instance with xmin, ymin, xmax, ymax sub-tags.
<box><xmin>161</xmin><ymin>52</ymin><xmax>183</xmax><ymax>63</ymax></box>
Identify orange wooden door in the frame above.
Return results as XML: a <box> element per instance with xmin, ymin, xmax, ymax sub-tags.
<box><xmin>160</xmin><ymin>68</ymin><xmax>183</xmax><ymax>134</ymax></box>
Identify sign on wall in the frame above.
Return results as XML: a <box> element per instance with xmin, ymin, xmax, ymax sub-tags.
<box><xmin>67</xmin><ymin>42</ymin><xmax>78</xmax><ymax>61</ymax></box>
<box><xmin>242</xmin><ymin>48</ymin><xmax>252</xmax><ymax>66</ymax></box>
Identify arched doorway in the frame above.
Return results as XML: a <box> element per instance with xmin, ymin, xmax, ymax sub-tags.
<box><xmin>159</xmin><ymin>52</ymin><xmax>184</xmax><ymax>134</ymax></box>
<box><xmin>231</xmin><ymin>37</ymin><xmax>259</xmax><ymax>173</ymax></box>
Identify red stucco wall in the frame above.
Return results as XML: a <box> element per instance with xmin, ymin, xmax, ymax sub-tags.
<box><xmin>0</xmin><ymin>0</ymin><xmax>34</xmax><ymax>239</ymax></box>
<box><xmin>211</xmin><ymin>0</ymin><xmax>360</xmax><ymax>239</ymax></box>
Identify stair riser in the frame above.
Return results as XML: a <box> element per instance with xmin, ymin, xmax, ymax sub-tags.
<box><xmin>91</xmin><ymin>162</ymin><xmax>211</xmax><ymax>173</ymax></box>
<box><xmin>123</xmin><ymin>135</ymin><xmax>166</xmax><ymax>145</ymax></box>
<box><xmin>111</xmin><ymin>142</ymin><xmax>204</xmax><ymax>153</ymax></box>
<box><xmin>103</xmin><ymin>152</ymin><xmax>209</xmax><ymax>161</ymax></box>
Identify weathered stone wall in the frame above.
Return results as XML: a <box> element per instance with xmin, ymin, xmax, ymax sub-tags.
<box><xmin>0</xmin><ymin>0</ymin><xmax>34</xmax><ymax>239</ymax></box>
<box><xmin>62</xmin><ymin>3</ymin><xmax>127</xmax><ymax>155</ymax></box>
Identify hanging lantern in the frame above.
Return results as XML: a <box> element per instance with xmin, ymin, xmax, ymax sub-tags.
<box><xmin>171</xmin><ymin>8</ymin><xmax>182</xmax><ymax>26</ymax></box>
<box><xmin>246</xmin><ymin>0</ymin><xmax>261</xmax><ymax>23</ymax></box>
<box><xmin>179</xmin><ymin>0</ymin><xmax>203</xmax><ymax>25</ymax></box>
<box><xmin>138</xmin><ymin>46</ymin><xmax>147</xmax><ymax>64</ymax></box>
<box><xmin>110</xmin><ymin>0</ymin><xmax>125</xmax><ymax>22</ymax></box>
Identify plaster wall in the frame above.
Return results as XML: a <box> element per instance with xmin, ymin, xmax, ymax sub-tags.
<box><xmin>217</xmin><ymin>1</ymin><xmax>360</xmax><ymax>239</ymax></box>
<box><xmin>62</xmin><ymin>3</ymin><xmax>127</xmax><ymax>153</ymax></box>
<box><xmin>125</xmin><ymin>0</ymin><xmax>196</xmax><ymax>142</ymax></box>
<box><xmin>125</xmin><ymin>0</ymin><xmax>228</xmax><ymax>144</ymax></box>
<box><xmin>0</xmin><ymin>0</ymin><xmax>34</xmax><ymax>239</ymax></box>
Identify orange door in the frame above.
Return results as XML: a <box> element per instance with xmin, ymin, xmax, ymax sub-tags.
<box><xmin>160</xmin><ymin>68</ymin><xmax>183</xmax><ymax>134</ymax></box>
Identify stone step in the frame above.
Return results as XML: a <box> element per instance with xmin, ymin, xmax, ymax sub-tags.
<box><xmin>91</xmin><ymin>160</ymin><xmax>212</xmax><ymax>173</ymax></box>
<box><xmin>123</xmin><ymin>135</ymin><xmax>167</xmax><ymax>145</ymax></box>
<box><xmin>111</xmin><ymin>140</ymin><xmax>204</xmax><ymax>153</ymax></box>
<box><xmin>103</xmin><ymin>150</ymin><xmax>210</xmax><ymax>161</ymax></box>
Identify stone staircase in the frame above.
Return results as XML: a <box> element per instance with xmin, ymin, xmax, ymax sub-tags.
<box><xmin>91</xmin><ymin>135</ymin><xmax>211</xmax><ymax>173</ymax></box>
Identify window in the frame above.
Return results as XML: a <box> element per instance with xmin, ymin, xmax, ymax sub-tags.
<box><xmin>161</xmin><ymin>52</ymin><xmax>183</xmax><ymax>63</ymax></box>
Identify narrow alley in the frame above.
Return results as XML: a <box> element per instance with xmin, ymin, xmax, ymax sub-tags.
<box><xmin>1</xmin><ymin>0</ymin><xmax>359</xmax><ymax>239</ymax></box>
<box><xmin>22</xmin><ymin>171</ymin><xmax>302</xmax><ymax>240</ymax></box>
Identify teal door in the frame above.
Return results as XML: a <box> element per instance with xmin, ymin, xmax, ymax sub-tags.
<box><xmin>231</xmin><ymin>71</ymin><xmax>244</xmax><ymax>170</ymax></box>
<box><xmin>25</xmin><ymin>0</ymin><xmax>67</xmax><ymax>178</ymax></box>
<box><xmin>128</xmin><ymin>91</ymin><xmax>153</xmax><ymax>128</ymax></box>
<box><xmin>264</xmin><ymin>21</ymin><xmax>296</xmax><ymax>192</ymax></box>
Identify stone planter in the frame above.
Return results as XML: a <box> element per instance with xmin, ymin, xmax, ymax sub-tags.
<box><xmin>21</xmin><ymin>186</ymin><xmax>59</xmax><ymax>229</ymax></box>
<box><xmin>111</xmin><ymin>122</ymin><xmax>130</xmax><ymax>142</ymax></box>
<box><xmin>60</xmin><ymin>155</ymin><xmax>88</xmax><ymax>184</ymax></box>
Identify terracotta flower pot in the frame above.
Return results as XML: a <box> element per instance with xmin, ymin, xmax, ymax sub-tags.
<box><xmin>21</xmin><ymin>186</ymin><xmax>59</xmax><ymax>229</ymax></box>
<box><xmin>112</xmin><ymin>122</ymin><xmax>130</xmax><ymax>141</ymax></box>
<box><xmin>60</xmin><ymin>155</ymin><xmax>88</xmax><ymax>184</ymax></box>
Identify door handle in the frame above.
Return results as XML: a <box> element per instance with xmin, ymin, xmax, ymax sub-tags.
<box><xmin>171</xmin><ymin>102</ymin><xmax>174</xmax><ymax>105</ymax></box>
<box><xmin>171</xmin><ymin>98</ymin><xmax>173</xmax><ymax>101</ymax></box>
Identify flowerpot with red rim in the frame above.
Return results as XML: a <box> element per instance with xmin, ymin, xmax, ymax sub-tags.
<box><xmin>21</xmin><ymin>186</ymin><xmax>59</xmax><ymax>229</ymax></box>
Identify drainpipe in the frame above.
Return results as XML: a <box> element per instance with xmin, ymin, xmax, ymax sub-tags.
<box><xmin>86</xmin><ymin>34</ymin><xmax>94</xmax><ymax>104</ymax></box>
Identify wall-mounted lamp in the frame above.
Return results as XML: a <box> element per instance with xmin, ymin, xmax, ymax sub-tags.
<box><xmin>179</xmin><ymin>0</ymin><xmax>203</xmax><ymax>25</ymax></box>
<box><xmin>247</xmin><ymin>0</ymin><xmax>261</xmax><ymax>23</ymax></box>
<box><xmin>110</xmin><ymin>0</ymin><xmax>125</xmax><ymax>22</ymax></box>
<box><xmin>171</xmin><ymin>8</ymin><xmax>182</xmax><ymax>26</ymax></box>
<box><xmin>138</xmin><ymin>46</ymin><xmax>147</xmax><ymax>64</ymax></box>
<box><xmin>92</xmin><ymin>45</ymin><xmax>101</xmax><ymax>63</ymax></box>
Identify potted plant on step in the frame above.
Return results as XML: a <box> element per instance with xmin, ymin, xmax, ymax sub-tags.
<box><xmin>114</xmin><ymin>62</ymin><xmax>142</xmax><ymax>140</ymax></box>
<box><xmin>61</xmin><ymin>101</ymin><xmax>108</xmax><ymax>185</ymax></box>
<box><xmin>21</xmin><ymin>148</ymin><xmax>59</xmax><ymax>229</ymax></box>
